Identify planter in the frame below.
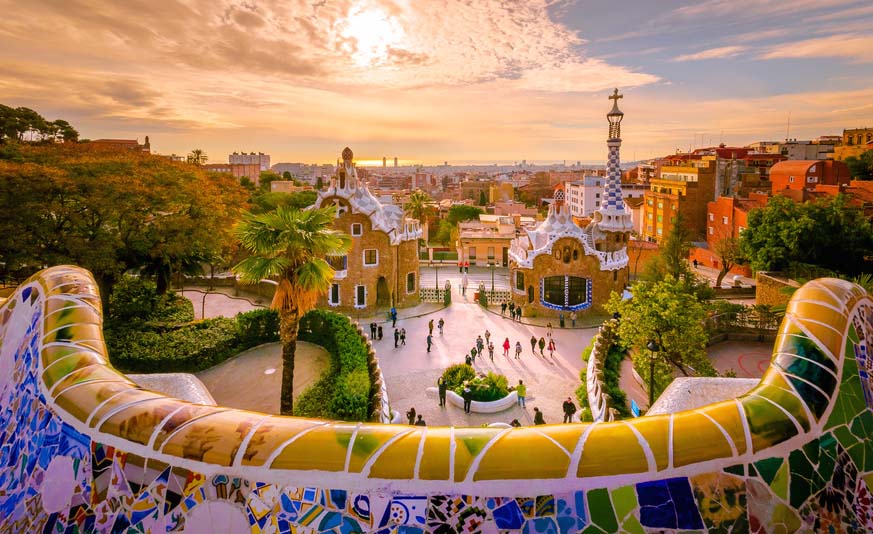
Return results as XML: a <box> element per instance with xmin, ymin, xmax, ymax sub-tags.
<box><xmin>425</xmin><ymin>387</ymin><xmax>518</xmax><ymax>413</ymax></box>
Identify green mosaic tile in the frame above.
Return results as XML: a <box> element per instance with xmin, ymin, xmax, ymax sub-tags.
<box><xmin>788</xmin><ymin>449</ymin><xmax>813</xmax><ymax>509</ymax></box>
<box><xmin>724</xmin><ymin>464</ymin><xmax>745</xmax><ymax>477</ymax></box>
<box><xmin>580</xmin><ymin>525</ymin><xmax>608</xmax><ymax>534</ymax></box>
<box><xmin>609</xmin><ymin>485</ymin><xmax>636</xmax><ymax>524</ymax></box>
<box><xmin>586</xmin><ymin>488</ymin><xmax>617</xmax><ymax>533</ymax></box>
<box><xmin>770</xmin><ymin>462</ymin><xmax>789</xmax><ymax>501</ymax></box>
<box><xmin>619</xmin><ymin>516</ymin><xmax>645</xmax><ymax>534</ymax></box>
<box><xmin>754</xmin><ymin>457</ymin><xmax>783</xmax><ymax>486</ymax></box>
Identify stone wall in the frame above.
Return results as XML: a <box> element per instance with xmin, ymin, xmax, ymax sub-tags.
<box><xmin>1</xmin><ymin>267</ymin><xmax>873</xmax><ymax>533</ymax></box>
<box><xmin>756</xmin><ymin>271</ymin><xmax>800</xmax><ymax>307</ymax></box>
<box><xmin>512</xmin><ymin>237</ymin><xmax>626</xmax><ymax>317</ymax></box>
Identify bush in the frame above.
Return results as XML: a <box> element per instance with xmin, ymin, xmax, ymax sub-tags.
<box><xmin>441</xmin><ymin>365</ymin><xmax>510</xmax><ymax>402</ymax></box>
<box><xmin>236</xmin><ymin>309</ymin><xmax>279</xmax><ymax>347</ymax></box>
<box><xmin>149</xmin><ymin>293</ymin><xmax>195</xmax><ymax>324</ymax></box>
<box><xmin>109</xmin><ymin>277</ymin><xmax>158</xmax><ymax>322</ymax></box>
<box><xmin>441</xmin><ymin>363</ymin><xmax>476</xmax><ymax>390</ymax></box>
<box><xmin>296</xmin><ymin>309</ymin><xmax>373</xmax><ymax>421</ymax></box>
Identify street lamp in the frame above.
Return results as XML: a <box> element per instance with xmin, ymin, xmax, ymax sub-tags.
<box><xmin>646</xmin><ymin>340</ymin><xmax>660</xmax><ymax>408</ymax></box>
<box><xmin>489</xmin><ymin>261</ymin><xmax>495</xmax><ymax>292</ymax></box>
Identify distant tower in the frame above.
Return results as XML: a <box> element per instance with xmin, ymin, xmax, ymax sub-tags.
<box><xmin>595</xmin><ymin>88</ymin><xmax>633</xmax><ymax>234</ymax></box>
<box><xmin>383</xmin><ymin>156</ymin><xmax>387</xmax><ymax>168</ymax></box>
<box><xmin>394</xmin><ymin>157</ymin><xmax>398</xmax><ymax>168</ymax></box>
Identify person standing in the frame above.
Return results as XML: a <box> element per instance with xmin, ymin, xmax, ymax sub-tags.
<box><xmin>562</xmin><ymin>397</ymin><xmax>577</xmax><ymax>423</ymax></box>
<box><xmin>437</xmin><ymin>377</ymin><xmax>447</xmax><ymax>407</ymax></box>
<box><xmin>465</xmin><ymin>353</ymin><xmax>473</xmax><ymax>366</ymax></box>
<box><xmin>470</xmin><ymin>346</ymin><xmax>478</xmax><ymax>364</ymax></box>
<box><xmin>529</xmin><ymin>335</ymin><xmax>537</xmax><ymax>355</ymax></box>
<box><xmin>516</xmin><ymin>307</ymin><xmax>522</xmax><ymax>321</ymax></box>
<box><xmin>501</xmin><ymin>302</ymin><xmax>507</xmax><ymax>316</ymax></box>
<box><xmin>502</xmin><ymin>337</ymin><xmax>511</xmax><ymax>357</ymax></box>
<box><xmin>462</xmin><ymin>383</ymin><xmax>472</xmax><ymax>414</ymax></box>
<box><xmin>570</xmin><ymin>310</ymin><xmax>577</xmax><ymax>327</ymax></box>
<box><xmin>515</xmin><ymin>341</ymin><xmax>522</xmax><ymax>359</ymax></box>
<box><xmin>426</xmin><ymin>333</ymin><xmax>433</xmax><ymax>353</ymax></box>
<box><xmin>508</xmin><ymin>302</ymin><xmax>515</xmax><ymax>318</ymax></box>
<box><xmin>538</xmin><ymin>336</ymin><xmax>546</xmax><ymax>356</ymax></box>
<box><xmin>370</xmin><ymin>322</ymin><xmax>377</xmax><ymax>339</ymax></box>
<box><xmin>488</xmin><ymin>341</ymin><xmax>494</xmax><ymax>361</ymax></box>
<box><xmin>461</xmin><ymin>273</ymin><xmax>468</xmax><ymax>296</ymax></box>
<box><xmin>406</xmin><ymin>407</ymin><xmax>416</xmax><ymax>425</ymax></box>
<box><xmin>394</xmin><ymin>328</ymin><xmax>400</xmax><ymax>348</ymax></box>
<box><xmin>533</xmin><ymin>407</ymin><xmax>545</xmax><ymax>425</ymax></box>
<box><xmin>484</xmin><ymin>329</ymin><xmax>491</xmax><ymax>345</ymax></box>
<box><xmin>391</xmin><ymin>307</ymin><xmax>398</xmax><ymax>328</ymax></box>
<box><xmin>415</xmin><ymin>415</ymin><xmax>426</xmax><ymax>426</ymax></box>
<box><xmin>428</xmin><ymin>319</ymin><xmax>434</xmax><ymax>335</ymax></box>
<box><xmin>476</xmin><ymin>335</ymin><xmax>484</xmax><ymax>357</ymax></box>
<box><xmin>400</xmin><ymin>328</ymin><xmax>407</xmax><ymax>346</ymax></box>
<box><xmin>438</xmin><ymin>317</ymin><xmax>444</xmax><ymax>334</ymax></box>
<box><xmin>546</xmin><ymin>322</ymin><xmax>553</xmax><ymax>338</ymax></box>
<box><xmin>377</xmin><ymin>325</ymin><xmax>383</xmax><ymax>340</ymax></box>
<box><xmin>559</xmin><ymin>313</ymin><xmax>565</xmax><ymax>328</ymax></box>
<box><xmin>548</xmin><ymin>338</ymin><xmax>556</xmax><ymax>358</ymax></box>
<box><xmin>516</xmin><ymin>380</ymin><xmax>526</xmax><ymax>408</ymax></box>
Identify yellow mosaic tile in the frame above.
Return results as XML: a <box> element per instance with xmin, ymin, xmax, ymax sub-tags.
<box><xmin>365</xmin><ymin>429</ymin><xmax>419</xmax><ymax>479</ymax></box>
<box><xmin>43</xmin><ymin>323</ymin><xmax>104</xmax><ymax>345</ymax></box>
<box><xmin>474</xmin><ymin>428</ymin><xmax>570</xmax><ymax>480</ymax></box>
<box><xmin>626</xmin><ymin>415</ymin><xmax>671</xmax><ymax>471</ymax></box>
<box><xmin>417</xmin><ymin>428</ymin><xmax>452</xmax><ymax>480</ymax></box>
<box><xmin>741</xmin><ymin>396</ymin><xmax>800</xmax><ymax>453</ymax></box>
<box><xmin>44</xmin><ymin>304</ymin><xmax>101</xmax><ymax>329</ymax></box>
<box><xmin>49</xmin><ymin>363</ymin><xmax>128</xmax><ymax>398</ymax></box>
<box><xmin>101</xmin><ymin>397</ymin><xmax>195</xmax><ymax>446</ymax></box>
<box><xmin>270</xmin><ymin>423</ymin><xmax>357</xmax><ymax>471</ymax></box>
<box><xmin>700</xmin><ymin>401</ymin><xmax>748</xmax><ymax>456</ymax></box>
<box><xmin>578</xmin><ymin>423</ymin><xmax>649</xmax><ymax>477</ymax></box>
<box><xmin>753</xmin><ymin>374</ymin><xmax>811</xmax><ymax>432</ymax></box>
<box><xmin>672</xmin><ymin>411</ymin><xmax>734</xmax><ymax>467</ymax></box>
<box><xmin>151</xmin><ymin>403</ymin><xmax>228</xmax><ymax>450</ymax></box>
<box><xmin>42</xmin><ymin>348</ymin><xmax>107</xmax><ymax>387</ymax></box>
<box><xmin>346</xmin><ymin>425</ymin><xmax>412</xmax><ymax>474</ymax></box>
<box><xmin>240</xmin><ymin>417</ymin><xmax>327</xmax><ymax>467</ymax></box>
<box><xmin>161</xmin><ymin>410</ymin><xmax>268</xmax><ymax>465</ymax></box>
<box><xmin>453</xmin><ymin>427</ymin><xmax>502</xmax><ymax>482</ymax></box>
<box><xmin>53</xmin><ymin>380</ymin><xmax>141</xmax><ymax>423</ymax></box>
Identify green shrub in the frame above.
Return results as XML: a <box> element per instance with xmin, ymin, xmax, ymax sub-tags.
<box><xmin>443</xmin><ymin>367</ymin><xmax>510</xmax><ymax>402</ymax></box>
<box><xmin>328</xmin><ymin>369</ymin><xmax>371</xmax><ymax>421</ymax></box>
<box><xmin>109</xmin><ymin>277</ymin><xmax>158</xmax><ymax>322</ymax></box>
<box><xmin>236</xmin><ymin>309</ymin><xmax>279</xmax><ymax>347</ymax></box>
<box><xmin>149</xmin><ymin>293</ymin><xmax>194</xmax><ymax>324</ymax></box>
<box><xmin>441</xmin><ymin>363</ymin><xmax>476</xmax><ymax>390</ymax></box>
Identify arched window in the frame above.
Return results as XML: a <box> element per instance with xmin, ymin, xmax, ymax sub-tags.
<box><xmin>527</xmin><ymin>285</ymin><xmax>534</xmax><ymax>303</ymax></box>
<box><xmin>406</xmin><ymin>272</ymin><xmax>416</xmax><ymax>293</ymax></box>
<box><xmin>541</xmin><ymin>276</ymin><xmax>590</xmax><ymax>310</ymax></box>
<box><xmin>572</xmin><ymin>248</ymin><xmax>579</xmax><ymax>261</ymax></box>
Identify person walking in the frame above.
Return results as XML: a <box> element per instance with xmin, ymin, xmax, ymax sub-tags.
<box><xmin>370</xmin><ymin>322</ymin><xmax>377</xmax><ymax>339</ymax></box>
<box><xmin>488</xmin><ymin>341</ymin><xmax>494</xmax><ymax>361</ymax></box>
<box><xmin>394</xmin><ymin>328</ymin><xmax>400</xmax><ymax>348</ymax></box>
<box><xmin>406</xmin><ymin>407</ymin><xmax>416</xmax><ymax>425</ymax></box>
<box><xmin>515</xmin><ymin>341</ymin><xmax>522</xmax><ymax>359</ymax></box>
<box><xmin>426</xmin><ymin>333</ymin><xmax>433</xmax><ymax>353</ymax></box>
<box><xmin>516</xmin><ymin>307</ymin><xmax>522</xmax><ymax>321</ymax></box>
<box><xmin>533</xmin><ymin>407</ymin><xmax>545</xmax><ymax>425</ymax></box>
<box><xmin>377</xmin><ymin>325</ymin><xmax>383</xmax><ymax>340</ymax></box>
<box><xmin>570</xmin><ymin>311</ymin><xmax>577</xmax><ymax>327</ymax></box>
<box><xmin>546</xmin><ymin>322</ymin><xmax>553</xmax><ymax>338</ymax></box>
<box><xmin>501</xmin><ymin>302</ymin><xmax>507</xmax><ymax>316</ymax></box>
<box><xmin>462</xmin><ymin>383</ymin><xmax>472</xmax><ymax>414</ymax></box>
<box><xmin>438</xmin><ymin>317</ymin><xmax>444</xmax><ymax>334</ymax></box>
<box><xmin>562</xmin><ymin>397</ymin><xmax>577</xmax><ymax>423</ymax></box>
<box><xmin>529</xmin><ymin>335</ymin><xmax>537</xmax><ymax>355</ymax></box>
<box><xmin>502</xmin><ymin>337</ymin><xmax>511</xmax><ymax>357</ymax></box>
<box><xmin>415</xmin><ymin>415</ymin><xmax>426</xmax><ymax>426</ymax></box>
<box><xmin>508</xmin><ymin>302</ymin><xmax>515</xmax><ymax>318</ymax></box>
<box><xmin>476</xmin><ymin>335</ymin><xmax>484</xmax><ymax>357</ymax></box>
<box><xmin>465</xmin><ymin>353</ymin><xmax>473</xmax><ymax>366</ymax></box>
<box><xmin>428</xmin><ymin>319</ymin><xmax>434</xmax><ymax>335</ymax></box>
<box><xmin>538</xmin><ymin>336</ymin><xmax>546</xmax><ymax>356</ymax></box>
<box><xmin>548</xmin><ymin>338</ymin><xmax>556</xmax><ymax>358</ymax></box>
<box><xmin>461</xmin><ymin>273</ymin><xmax>468</xmax><ymax>296</ymax></box>
<box><xmin>391</xmin><ymin>307</ymin><xmax>397</xmax><ymax>328</ymax></box>
<box><xmin>516</xmin><ymin>380</ymin><xmax>526</xmax><ymax>408</ymax></box>
<box><xmin>470</xmin><ymin>346</ymin><xmax>478</xmax><ymax>364</ymax></box>
<box><xmin>437</xmin><ymin>377</ymin><xmax>447</xmax><ymax>407</ymax></box>
<box><xmin>484</xmin><ymin>329</ymin><xmax>491</xmax><ymax>345</ymax></box>
<box><xmin>400</xmin><ymin>328</ymin><xmax>407</xmax><ymax>346</ymax></box>
<box><xmin>559</xmin><ymin>313</ymin><xmax>565</xmax><ymax>328</ymax></box>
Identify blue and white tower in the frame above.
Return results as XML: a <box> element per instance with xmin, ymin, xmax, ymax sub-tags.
<box><xmin>595</xmin><ymin>88</ymin><xmax>634</xmax><ymax>234</ymax></box>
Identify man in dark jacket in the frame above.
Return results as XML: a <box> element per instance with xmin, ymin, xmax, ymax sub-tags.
<box><xmin>533</xmin><ymin>407</ymin><xmax>545</xmax><ymax>425</ymax></box>
<box><xmin>562</xmin><ymin>397</ymin><xmax>577</xmax><ymax>423</ymax></box>
<box><xmin>462</xmin><ymin>384</ymin><xmax>473</xmax><ymax>414</ymax></box>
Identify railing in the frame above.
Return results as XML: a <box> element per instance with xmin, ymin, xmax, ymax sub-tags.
<box><xmin>586</xmin><ymin>320</ymin><xmax>619</xmax><ymax>422</ymax></box>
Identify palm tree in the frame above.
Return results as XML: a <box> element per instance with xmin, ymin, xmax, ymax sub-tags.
<box><xmin>405</xmin><ymin>189</ymin><xmax>432</xmax><ymax>243</ymax></box>
<box><xmin>233</xmin><ymin>205</ymin><xmax>351</xmax><ymax>415</ymax></box>
<box><xmin>187</xmin><ymin>148</ymin><xmax>208</xmax><ymax>165</ymax></box>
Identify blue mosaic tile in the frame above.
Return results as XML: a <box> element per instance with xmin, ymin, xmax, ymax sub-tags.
<box><xmin>493</xmin><ymin>500</ymin><xmax>524</xmax><ymax>529</ymax></box>
<box><xmin>636</xmin><ymin>477</ymin><xmax>703</xmax><ymax>530</ymax></box>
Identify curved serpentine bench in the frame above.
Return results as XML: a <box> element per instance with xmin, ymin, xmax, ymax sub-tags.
<box><xmin>0</xmin><ymin>265</ymin><xmax>871</xmax><ymax>532</ymax></box>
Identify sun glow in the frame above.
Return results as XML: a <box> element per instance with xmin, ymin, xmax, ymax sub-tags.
<box><xmin>339</xmin><ymin>4</ymin><xmax>406</xmax><ymax>67</ymax></box>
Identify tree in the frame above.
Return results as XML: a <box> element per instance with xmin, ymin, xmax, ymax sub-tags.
<box><xmin>316</xmin><ymin>176</ymin><xmax>324</xmax><ymax>190</ymax></box>
<box><xmin>0</xmin><ymin>105</ymin><xmax>77</xmax><ymax>143</ymax></box>
<box><xmin>435</xmin><ymin>205</ymin><xmax>483</xmax><ymax>244</ymax></box>
<box><xmin>712</xmin><ymin>235</ymin><xmax>746</xmax><ymax>289</ymax></box>
<box><xmin>51</xmin><ymin>119</ymin><xmax>79</xmax><ymax>142</ymax></box>
<box><xmin>282</xmin><ymin>171</ymin><xmax>293</xmax><ymax>180</ymax></box>
<box><xmin>405</xmin><ymin>190</ymin><xmax>432</xmax><ymax>223</ymax></box>
<box><xmin>250</xmin><ymin>190</ymin><xmax>317</xmax><ymax>215</ymax></box>
<box><xmin>605</xmin><ymin>276</ymin><xmax>716</xmax><ymax>404</ymax></box>
<box><xmin>740</xmin><ymin>195</ymin><xmax>873</xmax><ymax>275</ymax></box>
<box><xmin>478</xmin><ymin>190</ymin><xmax>488</xmax><ymax>206</ymax></box>
<box><xmin>233</xmin><ymin>206</ymin><xmax>351</xmax><ymax>415</ymax></box>
<box><xmin>641</xmin><ymin>211</ymin><xmax>711</xmax><ymax>298</ymax></box>
<box><xmin>845</xmin><ymin>150</ymin><xmax>873</xmax><ymax>181</ymax></box>
<box><xmin>259</xmin><ymin>170</ymin><xmax>282</xmax><ymax>192</ymax></box>
<box><xmin>187</xmin><ymin>148</ymin><xmax>207</xmax><ymax>165</ymax></box>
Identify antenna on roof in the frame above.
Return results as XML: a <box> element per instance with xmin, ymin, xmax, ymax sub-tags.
<box><xmin>785</xmin><ymin>112</ymin><xmax>791</xmax><ymax>142</ymax></box>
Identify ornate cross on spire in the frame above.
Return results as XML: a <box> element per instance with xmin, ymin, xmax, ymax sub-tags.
<box><xmin>609</xmin><ymin>88</ymin><xmax>622</xmax><ymax>103</ymax></box>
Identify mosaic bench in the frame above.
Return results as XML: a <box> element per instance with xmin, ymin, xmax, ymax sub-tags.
<box><xmin>0</xmin><ymin>265</ymin><xmax>871</xmax><ymax>533</ymax></box>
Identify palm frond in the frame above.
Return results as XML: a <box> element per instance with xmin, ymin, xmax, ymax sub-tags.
<box><xmin>296</xmin><ymin>258</ymin><xmax>335</xmax><ymax>293</ymax></box>
<box><xmin>232</xmin><ymin>256</ymin><xmax>290</xmax><ymax>284</ymax></box>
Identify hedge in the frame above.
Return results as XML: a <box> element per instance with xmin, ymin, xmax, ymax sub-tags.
<box><xmin>106</xmin><ymin>309</ymin><xmax>279</xmax><ymax>373</ymax></box>
<box><xmin>295</xmin><ymin>309</ymin><xmax>372</xmax><ymax>421</ymax></box>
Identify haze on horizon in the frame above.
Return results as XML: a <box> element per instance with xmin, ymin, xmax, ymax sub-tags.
<box><xmin>1</xmin><ymin>0</ymin><xmax>872</xmax><ymax>165</ymax></box>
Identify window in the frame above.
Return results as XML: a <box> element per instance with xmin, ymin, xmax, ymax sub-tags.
<box><xmin>657</xmin><ymin>215</ymin><xmax>662</xmax><ymax>222</ymax></box>
<box><xmin>789</xmin><ymin>176</ymin><xmax>795</xmax><ymax>183</ymax></box>
<box><xmin>515</xmin><ymin>271</ymin><xmax>524</xmax><ymax>291</ymax></box>
<box><xmin>595</xmin><ymin>201</ymin><xmax>600</xmax><ymax>207</ymax></box>
<box><xmin>487</xmin><ymin>246</ymin><xmax>495</xmax><ymax>260</ymax></box>
<box><xmin>657</xmin><ymin>202</ymin><xmax>663</xmax><ymax>209</ymax></box>
<box><xmin>647</xmin><ymin>212</ymin><xmax>653</xmax><ymax>220</ymax></box>
<box><xmin>722</xmin><ymin>216</ymin><xmax>728</xmax><ymax>225</ymax></box>
<box><xmin>363</xmin><ymin>249</ymin><xmax>378</xmax><ymax>266</ymax></box>
<box><xmin>355</xmin><ymin>285</ymin><xmax>366</xmax><ymax>307</ymax></box>
<box><xmin>542</xmin><ymin>276</ymin><xmax>589</xmax><ymax>309</ymax></box>
<box><xmin>329</xmin><ymin>284</ymin><xmax>340</xmax><ymax>306</ymax></box>
<box><xmin>595</xmin><ymin>193</ymin><xmax>601</xmax><ymax>198</ymax></box>
<box><xmin>406</xmin><ymin>272</ymin><xmax>416</xmax><ymax>293</ymax></box>
<box><xmin>708</xmin><ymin>226</ymin><xmax>714</xmax><ymax>235</ymax></box>
<box><xmin>351</xmin><ymin>223</ymin><xmax>363</xmax><ymax>236</ymax></box>
<box><xmin>647</xmin><ymin>199</ymin><xmax>653</xmax><ymax>206</ymax></box>
<box><xmin>657</xmin><ymin>227</ymin><xmax>663</xmax><ymax>236</ymax></box>
<box><xmin>327</xmin><ymin>255</ymin><xmax>347</xmax><ymax>271</ymax></box>
<box><xmin>709</xmin><ymin>213</ymin><xmax>714</xmax><ymax>221</ymax></box>
<box><xmin>469</xmin><ymin>247</ymin><xmax>477</xmax><ymax>260</ymax></box>
<box><xmin>596</xmin><ymin>181</ymin><xmax>601</xmax><ymax>186</ymax></box>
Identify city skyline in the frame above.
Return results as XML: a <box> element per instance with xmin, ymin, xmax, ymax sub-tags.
<box><xmin>1</xmin><ymin>0</ymin><xmax>872</xmax><ymax>164</ymax></box>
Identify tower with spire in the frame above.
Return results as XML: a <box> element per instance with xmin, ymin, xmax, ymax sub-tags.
<box><xmin>590</xmin><ymin>88</ymin><xmax>633</xmax><ymax>254</ymax></box>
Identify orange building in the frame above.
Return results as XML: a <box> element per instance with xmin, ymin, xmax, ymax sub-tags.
<box><xmin>696</xmin><ymin>193</ymin><xmax>769</xmax><ymax>276</ymax></box>
<box><xmin>91</xmin><ymin>136</ymin><xmax>150</xmax><ymax>153</ymax></box>
<box><xmin>769</xmin><ymin>160</ymin><xmax>851</xmax><ymax>195</ymax></box>
<box><xmin>642</xmin><ymin>157</ymin><xmax>716</xmax><ymax>242</ymax></box>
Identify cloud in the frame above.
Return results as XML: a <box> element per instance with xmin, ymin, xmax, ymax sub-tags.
<box><xmin>672</xmin><ymin>0</ymin><xmax>855</xmax><ymax>18</ymax></box>
<box><xmin>673</xmin><ymin>46</ymin><xmax>747</xmax><ymax>62</ymax></box>
<box><xmin>760</xmin><ymin>34</ymin><xmax>873</xmax><ymax>62</ymax></box>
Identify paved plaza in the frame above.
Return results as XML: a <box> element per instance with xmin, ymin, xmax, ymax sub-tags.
<box><xmin>183</xmin><ymin>284</ymin><xmax>773</xmax><ymax>425</ymax></box>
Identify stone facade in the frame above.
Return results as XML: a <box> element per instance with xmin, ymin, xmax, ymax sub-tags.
<box><xmin>313</xmin><ymin>148</ymin><xmax>421</xmax><ymax>313</ymax></box>
<box><xmin>511</xmin><ymin>236</ymin><xmax>627</xmax><ymax>317</ymax></box>
<box><xmin>756</xmin><ymin>271</ymin><xmax>800</xmax><ymax>307</ymax></box>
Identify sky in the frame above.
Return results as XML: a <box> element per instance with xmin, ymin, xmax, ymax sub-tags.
<box><xmin>1</xmin><ymin>0</ymin><xmax>872</xmax><ymax>165</ymax></box>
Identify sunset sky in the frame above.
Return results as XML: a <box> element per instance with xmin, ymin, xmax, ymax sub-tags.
<box><xmin>2</xmin><ymin>0</ymin><xmax>872</xmax><ymax>165</ymax></box>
